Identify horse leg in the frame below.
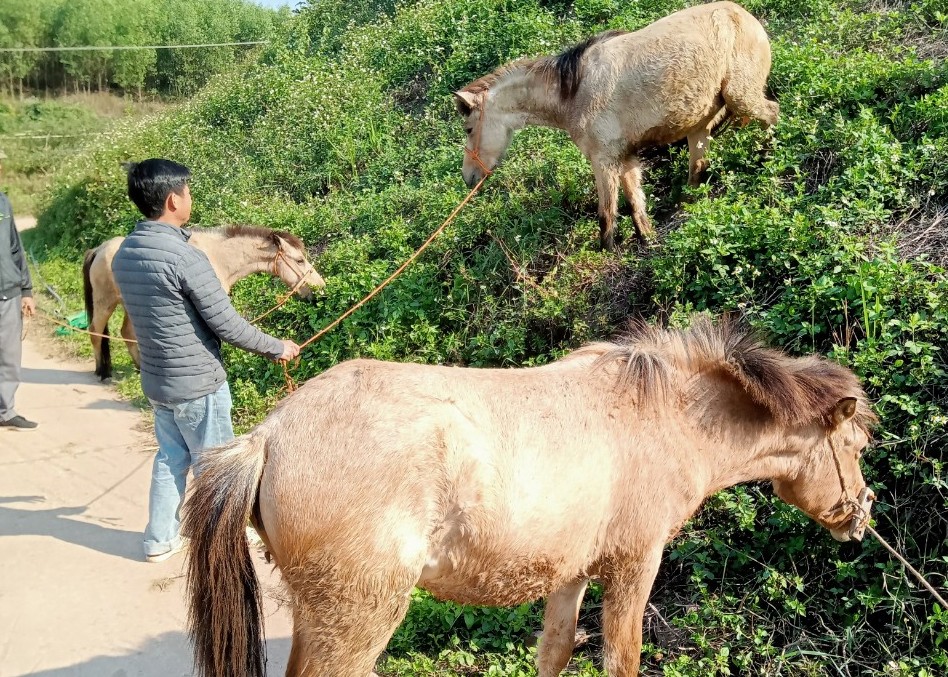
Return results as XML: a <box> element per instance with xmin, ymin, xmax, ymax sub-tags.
<box><xmin>618</xmin><ymin>157</ymin><xmax>654</xmax><ymax>241</ymax></box>
<box><xmin>687</xmin><ymin>107</ymin><xmax>730</xmax><ymax>187</ymax></box>
<box><xmin>279</xmin><ymin>547</ymin><xmax>421</xmax><ymax>677</ymax></box>
<box><xmin>593</xmin><ymin>161</ymin><xmax>622</xmax><ymax>251</ymax></box>
<box><xmin>89</xmin><ymin>323</ymin><xmax>104</xmax><ymax>379</ymax></box>
<box><xmin>120</xmin><ymin>310</ymin><xmax>141</xmax><ymax>370</ymax></box>
<box><xmin>284</xmin><ymin>606</ymin><xmax>382</xmax><ymax>677</ymax></box>
<box><xmin>90</xmin><ymin>299</ymin><xmax>118</xmax><ymax>380</ymax></box>
<box><xmin>286</xmin><ymin>585</ymin><xmax>413</xmax><ymax>677</ymax></box>
<box><xmin>537</xmin><ymin>578</ymin><xmax>589</xmax><ymax>677</ymax></box>
<box><xmin>600</xmin><ymin>549</ymin><xmax>663</xmax><ymax>677</ymax></box>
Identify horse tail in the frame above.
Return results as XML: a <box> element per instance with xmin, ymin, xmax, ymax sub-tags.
<box><xmin>184</xmin><ymin>432</ymin><xmax>269</xmax><ymax>677</ymax></box>
<box><xmin>82</xmin><ymin>247</ymin><xmax>111</xmax><ymax>380</ymax></box>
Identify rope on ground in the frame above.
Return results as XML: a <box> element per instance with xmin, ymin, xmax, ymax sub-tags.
<box><xmin>867</xmin><ymin>525</ymin><xmax>948</xmax><ymax>609</ymax></box>
<box><xmin>36</xmin><ymin>309</ymin><xmax>139</xmax><ymax>343</ymax></box>
<box><xmin>280</xmin><ymin>174</ymin><xmax>490</xmax><ymax>392</ymax></box>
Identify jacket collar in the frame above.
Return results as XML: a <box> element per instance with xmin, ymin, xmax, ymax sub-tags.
<box><xmin>136</xmin><ymin>220</ymin><xmax>192</xmax><ymax>242</ymax></box>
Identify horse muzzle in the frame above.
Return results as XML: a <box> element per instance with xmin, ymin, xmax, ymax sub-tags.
<box><xmin>462</xmin><ymin>167</ymin><xmax>481</xmax><ymax>188</ymax></box>
<box><xmin>848</xmin><ymin>487</ymin><xmax>875</xmax><ymax>541</ymax></box>
<box><xmin>828</xmin><ymin>487</ymin><xmax>875</xmax><ymax>542</ymax></box>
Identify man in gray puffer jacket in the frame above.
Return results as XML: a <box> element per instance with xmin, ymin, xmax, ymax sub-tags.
<box><xmin>112</xmin><ymin>159</ymin><xmax>300</xmax><ymax>562</ymax></box>
<box><xmin>1</xmin><ymin>175</ymin><xmax>37</xmax><ymax>430</ymax></box>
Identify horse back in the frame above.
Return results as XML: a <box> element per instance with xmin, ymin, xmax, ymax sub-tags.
<box><xmin>256</xmin><ymin>359</ymin><xmax>625</xmax><ymax>605</ymax></box>
<box><xmin>574</xmin><ymin>1</ymin><xmax>771</xmax><ymax>141</ymax></box>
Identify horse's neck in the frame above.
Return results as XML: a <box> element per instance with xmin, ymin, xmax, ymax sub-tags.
<box><xmin>192</xmin><ymin>232</ymin><xmax>273</xmax><ymax>292</ymax></box>
<box><xmin>689</xmin><ymin>415</ymin><xmax>799</xmax><ymax>499</ymax></box>
<box><xmin>704</xmin><ymin>433</ymin><xmax>789</xmax><ymax>494</ymax></box>
<box><xmin>491</xmin><ymin>66</ymin><xmax>568</xmax><ymax>130</ymax></box>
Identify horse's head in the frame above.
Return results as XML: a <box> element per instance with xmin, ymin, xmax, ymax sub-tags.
<box><xmin>772</xmin><ymin>397</ymin><xmax>874</xmax><ymax>542</ymax></box>
<box><xmin>272</xmin><ymin>233</ymin><xmax>325</xmax><ymax>300</ymax></box>
<box><xmin>454</xmin><ymin>89</ymin><xmax>518</xmax><ymax>187</ymax></box>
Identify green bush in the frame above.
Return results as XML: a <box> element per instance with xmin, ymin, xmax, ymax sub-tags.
<box><xmin>28</xmin><ymin>0</ymin><xmax>948</xmax><ymax>673</ymax></box>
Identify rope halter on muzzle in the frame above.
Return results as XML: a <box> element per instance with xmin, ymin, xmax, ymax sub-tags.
<box><xmin>822</xmin><ymin>434</ymin><xmax>874</xmax><ymax>541</ymax></box>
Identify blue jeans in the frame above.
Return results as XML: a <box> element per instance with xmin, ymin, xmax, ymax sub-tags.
<box><xmin>144</xmin><ymin>382</ymin><xmax>234</xmax><ymax>557</ymax></box>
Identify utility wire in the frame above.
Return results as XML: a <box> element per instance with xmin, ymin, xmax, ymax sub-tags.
<box><xmin>0</xmin><ymin>41</ymin><xmax>268</xmax><ymax>53</ymax></box>
<box><xmin>0</xmin><ymin>133</ymin><xmax>104</xmax><ymax>140</ymax></box>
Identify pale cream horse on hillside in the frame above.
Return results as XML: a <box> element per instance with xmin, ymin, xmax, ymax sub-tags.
<box><xmin>184</xmin><ymin>316</ymin><xmax>875</xmax><ymax>677</ymax></box>
<box><xmin>455</xmin><ymin>1</ymin><xmax>780</xmax><ymax>250</ymax></box>
<box><xmin>82</xmin><ymin>225</ymin><xmax>325</xmax><ymax>380</ymax></box>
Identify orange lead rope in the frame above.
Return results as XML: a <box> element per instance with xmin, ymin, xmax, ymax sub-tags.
<box><xmin>278</xmin><ymin>172</ymin><xmax>491</xmax><ymax>393</ymax></box>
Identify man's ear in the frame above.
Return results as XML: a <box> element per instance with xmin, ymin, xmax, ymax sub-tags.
<box><xmin>831</xmin><ymin>397</ymin><xmax>858</xmax><ymax>429</ymax></box>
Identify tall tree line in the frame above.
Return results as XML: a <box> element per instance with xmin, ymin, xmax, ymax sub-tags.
<box><xmin>0</xmin><ymin>0</ymin><xmax>284</xmax><ymax>98</ymax></box>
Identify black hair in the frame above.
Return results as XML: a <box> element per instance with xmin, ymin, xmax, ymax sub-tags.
<box><xmin>125</xmin><ymin>158</ymin><xmax>191</xmax><ymax>219</ymax></box>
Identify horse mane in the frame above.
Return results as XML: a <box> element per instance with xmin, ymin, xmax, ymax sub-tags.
<box><xmin>460</xmin><ymin>59</ymin><xmax>533</xmax><ymax>97</ymax></box>
<box><xmin>534</xmin><ymin>30</ymin><xmax>628</xmax><ymax>100</ymax></box>
<box><xmin>589</xmin><ymin>316</ymin><xmax>876</xmax><ymax>430</ymax></box>
<box><xmin>219</xmin><ymin>224</ymin><xmax>305</xmax><ymax>250</ymax></box>
<box><xmin>459</xmin><ymin>29</ymin><xmax>627</xmax><ymax>101</ymax></box>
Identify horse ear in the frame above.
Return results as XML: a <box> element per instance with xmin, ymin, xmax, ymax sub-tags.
<box><xmin>831</xmin><ymin>397</ymin><xmax>857</xmax><ymax>428</ymax></box>
<box><xmin>453</xmin><ymin>90</ymin><xmax>477</xmax><ymax>116</ymax></box>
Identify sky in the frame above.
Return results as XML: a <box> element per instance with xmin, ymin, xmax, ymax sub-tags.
<box><xmin>252</xmin><ymin>0</ymin><xmax>294</xmax><ymax>8</ymax></box>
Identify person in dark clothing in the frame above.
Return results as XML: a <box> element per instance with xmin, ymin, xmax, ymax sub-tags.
<box><xmin>112</xmin><ymin>158</ymin><xmax>300</xmax><ymax>562</ymax></box>
<box><xmin>0</xmin><ymin>152</ymin><xmax>37</xmax><ymax>430</ymax></box>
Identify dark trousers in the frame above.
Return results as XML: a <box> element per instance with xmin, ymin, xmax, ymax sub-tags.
<box><xmin>0</xmin><ymin>294</ymin><xmax>22</xmax><ymax>422</ymax></box>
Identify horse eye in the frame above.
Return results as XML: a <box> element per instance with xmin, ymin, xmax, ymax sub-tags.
<box><xmin>296</xmin><ymin>258</ymin><xmax>306</xmax><ymax>265</ymax></box>
<box><xmin>465</xmin><ymin>127</ymin><xmax>473</xmax><ymax>135</ymax></box>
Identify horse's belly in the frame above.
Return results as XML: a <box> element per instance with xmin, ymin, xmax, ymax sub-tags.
<box><xmin>419</xmin><ymin>549</ymin><xmax>581</xmax><ymax>606</ymax></box>
<box><xmin>418</xmin><ymin>499</ymin><xmax>605</xmax><ymax>605</ymax></box>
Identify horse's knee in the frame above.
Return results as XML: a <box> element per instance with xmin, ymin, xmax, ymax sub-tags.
<box><xmin>128</xmin><ymin>343</ymin><xmax>141</xmax><ymax>369</ymax></box>
<box><xmin>537</xmin><ymin>579</ymin><xmax>588</xmax><ymax>676</ymax></box>
<box><xmin>537</xmin><ymin>637</ymin><xmax>575</xmax><ymax>677</ymax></box>
<box><xmin>688</xmin><ymin>158</ymin><xmax>709</xmax><ymax>186</ymax></box>
<box><xmin>760</xmin><ymin>99</ymin><xmax>780</xmax><ymax>127</ymax></box>
<box><xmin>631</xmin><ymin>209</ymin><xmax>653</xmax><ymax>242</ymax></box>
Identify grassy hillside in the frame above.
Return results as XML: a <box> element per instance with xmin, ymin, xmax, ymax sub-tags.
<box><xmin>0</xmin><ymin>94</ymin><xmax>167</xmax><ymax>214</ymax></box>
<box><xmin>28</xmin><ymin>0</ymin><xmax>948</xmax><ymax>674</ymax></box>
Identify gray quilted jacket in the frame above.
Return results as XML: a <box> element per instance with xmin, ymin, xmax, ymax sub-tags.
<box><xmin>0</xmin><ymin>192</ymin><xmax>32</xmax><ymax>301</ymax></box>
<box><xmin>111</xmin><ymin>220</ymin><xmax>283</xmax><ymax>404</ymax></box>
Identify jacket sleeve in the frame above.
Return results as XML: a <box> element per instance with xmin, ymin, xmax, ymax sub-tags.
<box><xmin>9</xmin><ymin>210</ymin><xmax>32</xmax><ymax>297</ymax></box>
<box><xmin>177</xmin><ymin>249</ymin><xmax>284</xmax><ymax>360</ymax></box>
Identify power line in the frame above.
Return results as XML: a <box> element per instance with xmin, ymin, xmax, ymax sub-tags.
<box><xmin>0</xmin><ymin>41</ymin><xmax>268</xmax><ymax>53</ymax></box>
<box><xmin>0</xmin><ymin>133</ymin><xmax>104</xmax><ymax>140</ymax></box>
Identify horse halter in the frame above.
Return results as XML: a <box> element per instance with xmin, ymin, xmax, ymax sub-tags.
<box><xmin>463</xmin><ymin>96</ymin><xmax>494</xmax><ymax>179</ymax></box>
<box><xmin>823</xmin><ymin>429</ymin><xmax>874</xmax><ymax>541</ymax></box>
<box><xmin>271</xmin><ymin>248</ymin><xmax>311</xmax><ymax>297</ymax></box>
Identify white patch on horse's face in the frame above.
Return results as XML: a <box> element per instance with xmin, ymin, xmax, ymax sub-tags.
<box><xmin>277</xmin><ymin>242</ymin><xmax>325</xmax><ymax>299</ymax></box>
<box><xmin>461</xmin><ymin>107</ymin><xmax>517</xmax><ymax>188</ymax></box>
<box><xmin>772</xmin><ymin>406</ymin><xmax>871</xmax><ymax>540</ymax></box>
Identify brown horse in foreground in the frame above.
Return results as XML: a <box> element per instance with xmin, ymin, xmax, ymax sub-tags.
<box><xmin>82</xmin><ymin>225</ymin><xmax>325</xmax><ymax>379</ymax></box>
<box><xmin>455</xmin><ymin>1</ymin><xmax>780</xmax><ymax>250</ymax></box>
<box><xmin>184</xmin><ymin>317</ymin><xmax>875</xmax><ymax>677</ymax></box>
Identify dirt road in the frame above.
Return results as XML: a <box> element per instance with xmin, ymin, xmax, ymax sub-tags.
<box><xmin>0</xmin><ymin>230</ymin><xmax>292</xmax><ymax>675</ymax></box>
